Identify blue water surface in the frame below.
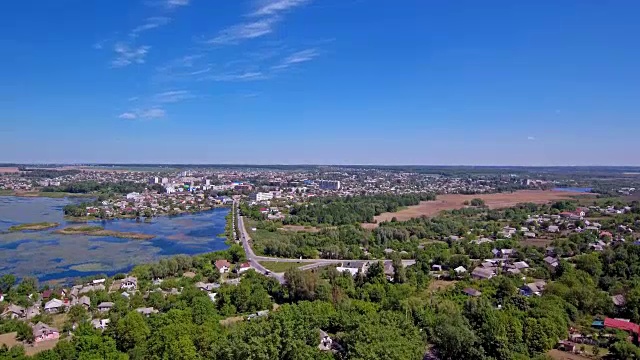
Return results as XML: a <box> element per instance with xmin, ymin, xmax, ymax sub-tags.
<box><xmin>0</xmin><ymin>196</ymin><xmax>230</xmax><ymax>282</ymax></box>
<box><xmin>553</xmin><ymin>187</ymin><xmax>593</xmax><ymax>193</ymax></box>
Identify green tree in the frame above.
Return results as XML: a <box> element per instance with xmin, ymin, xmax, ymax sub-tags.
<box><xmin>610</xmin><ymin>341</ymin><xmax>640</xmax><ymax>360</ymax></box>
<box><xmin>0</xmin><ymin>274</ymin><xmax>16</xmax><ymax>293</ymax></box>
<box><xmin>114</xmin><ymin>311</ymin><xmax>150</xmax><ymax>352</ymax></box>
<box><xmin>392</xmin><ymin>256</ymin><xmax>406</xmax><ymax>284</ymax></box>
<box><xmin>574</xmin><ymin>253</ymin><xmax>603</xmax><ymax>278</ymax></box>
<box><xmin>67</xmin><ymin>305</ymin><xmax>89</xmax><ymax>325</ymax></box>
<box><xmin>191</xmin><ymin>296</ymin><xmax>216</xmax><ymax>325</ymax></box>
<box><xmin>523</xmin><ymin>318</ymin><xmax>549</xmax><ymax>356</ymax></box>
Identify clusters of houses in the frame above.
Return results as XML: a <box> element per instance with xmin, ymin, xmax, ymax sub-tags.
<box><xmin>0</xmin><ymin>276</ymin><xmax>141</xmax><ymax>343</ymax></box>
<box><xmin>81</xmin><ymin>190</ymin><xmax>231</xmax><ymax>219</ymax></box>
<box><xmin>335</xmin><ymin>260</ymin><xmax>401</xmax><ymax>281</ymax></box>
<box><xmin>557</xmin><ymin>317</ymin><xmax>640</xmax><ymax>355</ymax></box>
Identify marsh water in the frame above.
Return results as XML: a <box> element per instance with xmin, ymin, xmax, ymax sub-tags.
<box><xmin>0</xmin><ymin>196</ymin><xmax>230</xmax><ymax>282</ymax></box>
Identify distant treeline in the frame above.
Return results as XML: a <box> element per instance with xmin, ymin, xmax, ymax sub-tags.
<box><xmin>284</xmin><ymin>193</ymin><xmax>436</xmax><ymax>226</ymax></box>
<box><xmin>42</xmin><ymin>181</ymin><xmax>146</xmax><ymax>194</ymax></box>
<box><xmin>16</xmin><ymin>168</ymin><xmax>81</xmax><ymax>178</ymax></box>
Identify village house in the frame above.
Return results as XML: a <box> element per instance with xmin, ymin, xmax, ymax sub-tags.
<box><xmin>463</xmin><ymin>288</ymin><xmax>482</xmax><ymax>297</ymax></box>
<box><xmin>195</xmin><ymin>282</ymin><xmax>220</xmax><ymax>292</ymax></box>
<box><xmin>472</xmin><ymin>267</ymin><xmax>495</xmax><ymax>280</ymax></box>
<box><xmin>91</xmin><ymin>318</ymin><xmax>110</xmax><ymax>331</ymax></box>
<box><xmin>454</xmin><ymin>266</ymin><xmax>467</xmax><ymax>275</ymax></box>
<box><xmin>97</xmin><ymin>302</ymin><xmax>114</xmax><ymax>313</ymax></box>
<box><xmin>237</xmin><ymin>262</ymin><xmax>252</xmax><ymax>274</ymax></box>
<box><xmin>25</xmin><ymin>306</ymin><xmax>40</xmax><ymax>319</ymax></box>
<box><xmin>215</xmin><ymin>259</ymin><xmax>231</xmax><ymax>273</ymax></box>
<box><xmin>547</xmin><ymin>225</ymin><xmax>560</xmax><ymax>233</ymax></box>
<box><xmin>78</xmin><ymin>284</ymin><xmax>106</xmax><ymax>295</ymax></box>
<box><xmin>74</xmin><ymin>295</ymin><xmax>91</xmax><ymax>310</ymax></box>
<box><xmin>32</xmin><ymin>322</ymin><xmax>59</xmax><ymax>343</ymax></box>
<box><xmin>336</xmin><ymin>261</ymin><xmax>370</xmax><ymax>277</ymax></box>
<box><xmin>604</xmin><ymin>317</ymin><xmax>640</xmax><ymax>335</ymax></box>
<box><xmin>557</xmin><ymin>340</ymin><xmax>576</xmax><ymax>353</ymax></box>
<box><xmin>136</xmin><ymin>307</ymin><xmax>158</xmax><ymax>317</ymax></box>
<box><xmin>520</xmin><ymin>281</ymin><xmax>547</xmax><ymax>297</ymax></box>
<box><xmin>44</xmin><ymin>298</ymin><xmax>66</xmax><ymax>314</ymax></box>
<box><xmin>2</xmin><ymin>304</ymin><xmax>25</xmax><ymax>319</ymax></box>
<box><xmin>384</xmin><ymin>263</ymin><xmax>395</xmax><ymax>280</ymax></box>
<box><xmin>613</xmin><ymin>294</ymin><xmax>626</xmax><ymax>307</ymax></box>
<box><xmin>470</xmin><ymin>237</ymin><xmax>493</xmax><ymax>245</ymax></box>
<box><xmin>544</xmin><ymin>256</ymin><xmax>559</xmax><ymax>272</ymax></box>
<box><xmin>120</xmin><ymin>276</ymin><xmax>138</xmax><ymax>291</ymax></box>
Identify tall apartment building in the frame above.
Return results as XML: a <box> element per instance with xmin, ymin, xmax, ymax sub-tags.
<box><xmin>318</xmin><ymin>180</ymin><xmax>341</xmax><ymax>190</ymax></box>
<box><xmin>249</xmin><ymin>192</ymin><xmax>274</xmax><ymax>202</ymax></box>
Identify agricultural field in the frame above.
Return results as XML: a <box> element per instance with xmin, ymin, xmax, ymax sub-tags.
<box><xmin>363</xmin><ymin>190</ymin><xmax>588</xmax><ymax>228</ymax></box>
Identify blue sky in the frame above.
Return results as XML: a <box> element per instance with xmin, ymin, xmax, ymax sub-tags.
<box><xmin>1</xmin><ymin>0</ymin><xmax>639</xmax><ymax>165</ymax></box>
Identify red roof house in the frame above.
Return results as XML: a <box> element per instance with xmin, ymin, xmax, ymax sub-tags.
<box><xmin>604</xmin><ymin>318</ymin><xmax>640</xmax><ymax>334</ymax></box>
<box><xmin>41</xmin><ymin>290</ymin><xmax>53</xmax><ymax>299</ymax></box>
<box><xmin>600</xmin><ymin>231</ymin><xmax>613</xmax><ymax>239</ymax></box>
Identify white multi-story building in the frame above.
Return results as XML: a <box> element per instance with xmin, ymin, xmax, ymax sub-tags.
<box><xmin>250</xmin><ymin>192</ymin><xmax>274</xmax><ymax>202</ymax></box>
<box><xmin>318</xmin><ymin>180</ymin><xmax>341</xmax><ymax>190</ymax></box>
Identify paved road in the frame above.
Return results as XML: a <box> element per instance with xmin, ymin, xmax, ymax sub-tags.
<box><xmin>234</xmin><ymin>200</ymin><xmax>416</xmax><ymax>284</ymax></box>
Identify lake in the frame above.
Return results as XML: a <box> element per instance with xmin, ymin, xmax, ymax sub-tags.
<box><xmin>553</xmin><ymin>187</ymin><xmax>593</xmax><ymax>193</ymax></box>
<box><xmin>0</xmin><ymin>196</ymin><xmax>230</xmax><ymax>282</ymax></box>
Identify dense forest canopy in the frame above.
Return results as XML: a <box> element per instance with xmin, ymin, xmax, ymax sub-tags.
<box><xmin>283</xmin><ymin>193</ymin><xmax>436</xmax><ymax>226</ymax></box>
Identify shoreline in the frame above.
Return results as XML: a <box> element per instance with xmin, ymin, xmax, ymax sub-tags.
<box><xmin>64</xmin><ymin>205</ymin><xmax>231</xmax><ymax>222</ymax></box>
<box><xmin>0</xmin><ymin>190</ymin><xmax>94</xmax><ymax>198</ymax></box>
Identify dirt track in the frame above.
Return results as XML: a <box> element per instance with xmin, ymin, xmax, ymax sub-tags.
<box><xmin>362</xmin><ymin>190</ymin><xmax>585</xmax><ymax>228</ymax></box>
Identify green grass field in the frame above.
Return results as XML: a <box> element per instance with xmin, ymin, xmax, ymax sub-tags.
<box><xmin>245</xmin><ymin>219</ymin><xmax>294</xmax><ymax>254</ymax></box>
<box><xmin>8</xmin><ymin>222</ymin><xmax>60</xmax><ymax>232</ymax></box>
<box><xmin>258</xmin><ymin>261</ymin><xmax>302</xmax><ymax>273</ymax></box>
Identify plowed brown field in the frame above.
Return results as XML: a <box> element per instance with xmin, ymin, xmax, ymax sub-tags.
<box><xmin>362</xmin><ymin>190</ymin><xmax>588</xmax><ymax>228</ymax></box>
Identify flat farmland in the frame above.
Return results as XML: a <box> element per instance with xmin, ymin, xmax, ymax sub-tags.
<box><xmin>363</xmin><ymin>190</ymin><xmax>586</xmax><ymax>228</ymax></box>
<box><xmin>0</xmin><ymin>167</ymin><xmax>19</xmax><ymax>173</ymax></box>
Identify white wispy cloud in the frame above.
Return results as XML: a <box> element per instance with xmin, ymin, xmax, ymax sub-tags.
<box><xmin>272</xmin><ymin>48</ymin><xmax>318</xmax><ymax>69</ymax></box>
<box><xmin>130</xmin><ymin>17</ymin><xmax>171</xmax><ymax>38</ymax></box>
<box><xmin>119</xmin><ymin>108</ymin><xmax>167</xmax><ymax>120</ymax></box>
<box><xmin>250</xmin><ymin>0</ymin><xmax>310</xmax><ymax>17</ymax></box>
<box><xmin>112</xmin><ymin>43</ymin><xmax>151</xmax><ymax>67</ymax></box>
<box><xmin>189</xmin><ymin>67</ymin><xmax>211</xmax><ymax>75</ymax></box>
<box><xmin>207</xmin><ymin>0</ymin><xmax>310</xmax><ymax>45</ymax></box>
<box><xmin>93</xmin><ymin>40</ymin><xmax>107</xmax><ymax>50</ymax></box>
<box><xmin>118</xmin><ymin>112</ymin><xmax>138</xmax><ymax>120</ymax></box>
<box><xmin>527</xmin><ymin>136</ymin><xmax>535</xmax><ymax>141</ymax></box>
<box><xmin>153</xmin><ymin>90</ymin><xmax>194</xmax><ymax>103</ymax></box>
<box><xmin>140</xmin><ymin>108</ymin><xmax>166</xmax><ymax>118</ymax></box>
<box><xmin>207</xmin><ymin>18</ymin><xmax>279</xmax><ymax>45</ymax></box>
<box><xmin>210</xmin><ymin>72</ymin><xmax>267</xmax><ymax>82</ymax></box>
<box><xmin>166</xmin><ymin>0</ymin><xmax>190</xmax><ymax>8</ymax></box>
